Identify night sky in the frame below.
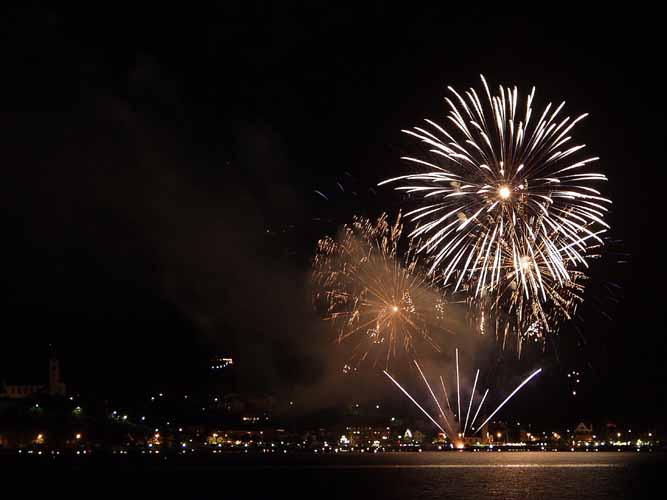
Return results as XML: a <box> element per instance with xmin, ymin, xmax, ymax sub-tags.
<box><xmin>0</xmin><ymin>5</ymin><xmax>663</xmax><ymax>426</ymax></box>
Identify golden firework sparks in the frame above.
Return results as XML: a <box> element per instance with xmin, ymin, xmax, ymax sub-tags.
<box><xmin>312</xmin><ymin>213</ymin><xmax>456</xmax><ymax>366</ymax></box>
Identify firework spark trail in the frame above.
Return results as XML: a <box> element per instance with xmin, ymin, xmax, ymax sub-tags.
<box><xmin>474</xmin><ymin>369</ymin><xmax>542</xmax><ymax>435</ymax></box>
<box><xmin>469</xmin><ymin>388</ymin><xmax>489</xmax><ymax>432</ymax></box>
<box><xmin>463</xmin><ymin>368</ymin><xmax>480</xmax><ymax>436</ymax></box>
<box><xmin>383</xmin><ymin>370</ymin><xmax>446</xmax><ymax>434</ymax></box>
<box><xmin>439</xmin><ymin>375</ymin><xmax>454</xmax><ymax>414</ymax></box>
<box><xmin>414</xmin><ymin>361</ymin><xmax>455</xmax><ymax>435</ymax></box>
<box><xmin>456</xmin><ymin>348</ymin><xmax>461</xmax><ymax>432</ymax></box>
<box><xmin>380</xmin><ymin>75</ymin><xmax>611</xmax><ymax>349</ymax></box>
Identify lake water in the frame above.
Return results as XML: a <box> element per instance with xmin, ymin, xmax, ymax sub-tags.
<box><xmin>183</xmin><ymin>452</ymin><xmax>662</xmax><ymax>499</ymax></box>
<box><xmin>7</xmin><ymin>451</ymin><xmax>663</xmax><ymax>499</ymax></box>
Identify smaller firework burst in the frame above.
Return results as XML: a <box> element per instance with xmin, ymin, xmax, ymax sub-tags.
<box><xmin>466</xmin><ymin>235</ymin><xmax>589</xmax><ymax>355</ymax></box>
<box><xmin>312</xmin><ymin>213</ymin><xmax>455</xmax><ymax>366</ymax></box>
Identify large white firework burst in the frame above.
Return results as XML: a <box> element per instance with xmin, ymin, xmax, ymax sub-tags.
<box><xmin>380</xmin><ymin>75</ymin><xmax>610</xmax><ymax>347</ymax></box>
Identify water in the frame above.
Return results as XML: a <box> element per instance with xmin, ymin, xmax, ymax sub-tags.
<box><xmin>173</xmin><ymin>452</ymin><xmax>662</xmax><ymax>499</ymax></box>
<box><xmin>8</xmin><ymin>451</ymin><xmax>663</xmax><ymax>498</ymax></box>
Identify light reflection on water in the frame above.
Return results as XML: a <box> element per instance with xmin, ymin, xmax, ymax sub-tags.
<box><xmin>174</xmin><ymin>452</ymin><xmax>663</xmax><ymax>500</ymax></box>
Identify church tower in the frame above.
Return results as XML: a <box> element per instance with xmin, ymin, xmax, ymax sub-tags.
<box><xmin>48</xmin><ymin>355</ymin><xmax>66</xmax><ymax>396</ymax></box>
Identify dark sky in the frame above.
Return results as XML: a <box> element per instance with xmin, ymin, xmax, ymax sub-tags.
<box><xmin>0</xmin><ymin>4</ymin><xmax>663</xmax><ymax>425</ymax></box>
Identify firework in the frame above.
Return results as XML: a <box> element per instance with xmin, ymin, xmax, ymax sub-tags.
<box><xmin>384</xmin><ymin>370</ymin><xmax>446</xmax><ymax>434</ymax></box>
<box><xmin>380</xmin><ymin>75</ymin><xmax>610</xmax><ymax>348</ymax></box>
<box><xmin>312</xmin><ymin>213</ymin><xmax>456</xmax><ymax>366</ymax></box>
<box><xmin>470</xmin><ymin>256</ymin><xmax>588</xmax><ymax>354</ymax></box>
<box><xmin>472</xmin><ymin>368</ymin><xmax>542</xmax><ymax>435</ymax></box>
<box><xmin>383</xmin><ymin>350</ymin><xmax>541</xmax><ymax>445</ymax></box>
<box><xmin>469</xmin><ymin>388</ymin><xmax>489</xmax><ymax>434</ymax></box>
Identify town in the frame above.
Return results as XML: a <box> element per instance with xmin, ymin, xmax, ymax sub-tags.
<box><xmin>1</xmin><ymin>354</ymin><xmax>660</xmax><ymax>458</ymax></box>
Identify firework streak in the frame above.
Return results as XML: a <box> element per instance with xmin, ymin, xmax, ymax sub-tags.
<box><xmin>384</xmin><ymin>357</ymin><xmax>541</xmax><ymax>443</ymax></box>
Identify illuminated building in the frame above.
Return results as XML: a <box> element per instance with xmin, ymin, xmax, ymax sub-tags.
<box><xmin>210</xmin><ymin>356</ymin><xmax>234</xmax><ymax>371</ymax></box>
<box><xmin>343</xmin><ymin>425</ymin><xmax>392</xmax><ymax>448</ymax></box>
<box><xmin>0</xmin><ymin>355</ymin><xmax>66</xmax><ymax>399</ymax></box>
<box><xmin>207</xmin><ymin>429</ymin><xmax>262</xmax><ymax>447</ymax></box>
<box><xmin>574</xmin><ymin>422</ymin><xmax>594</xmax><ymax>442</ymax></box>
<box><xmin>48</xmin><ymin>356</ymin><xmax>66</xmax><ymax>396</ymax></box>
<box><xmin>206</xmin><ymin>354</ymin><xmax>237</xmax><ymax>395</ymax></box>
<box><xmin>486</xmin><ymin>422</ymin><xmax>509</xmax><ymax>444</ymax></box>
<box><xmin>462</xmin><ymin>436</ymin><xmax>483</xmax><ymax>447</ymax></box>
<box><xmin>0</xmin><ymin>383</ymin><xmax>43</xmax><ymax>399</ymax></box>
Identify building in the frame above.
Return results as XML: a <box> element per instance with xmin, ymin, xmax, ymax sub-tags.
<box><xmin>0</xmin><ymin>383</ymin><xmax>43</xmax><ymax>399</ymax></box>
<box><xmin>462</xmin><ymin>435</ymin><xmax>484</xmax><ymax>447</ymax></box>
<box><xmin>485</xmin><ymin>421</ymin><xmax>509</xmax><ymax>444</ymax></box>
<box><xmin>342</xmin><ymin>425</ymin><xmax>392</xmax><ymax>449</ymax></box>
<box><xmin>1</xmin><ymin>355</ymin><xmax>66</xmax><ymax>399</ymax></box>
<box><xmin>207</xmin><ymin>354</ymin><xmax>237</xmax><ymax>392</ymax></box>
<box><xmin>574</xmin><ymin>422</ymin><xmax>594</xmax><ymax>442</ymax></box>
<box><xmin>209</xmin><ymin>356</ymin><xmax>234</xmax><ymax>371</ymax></box>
